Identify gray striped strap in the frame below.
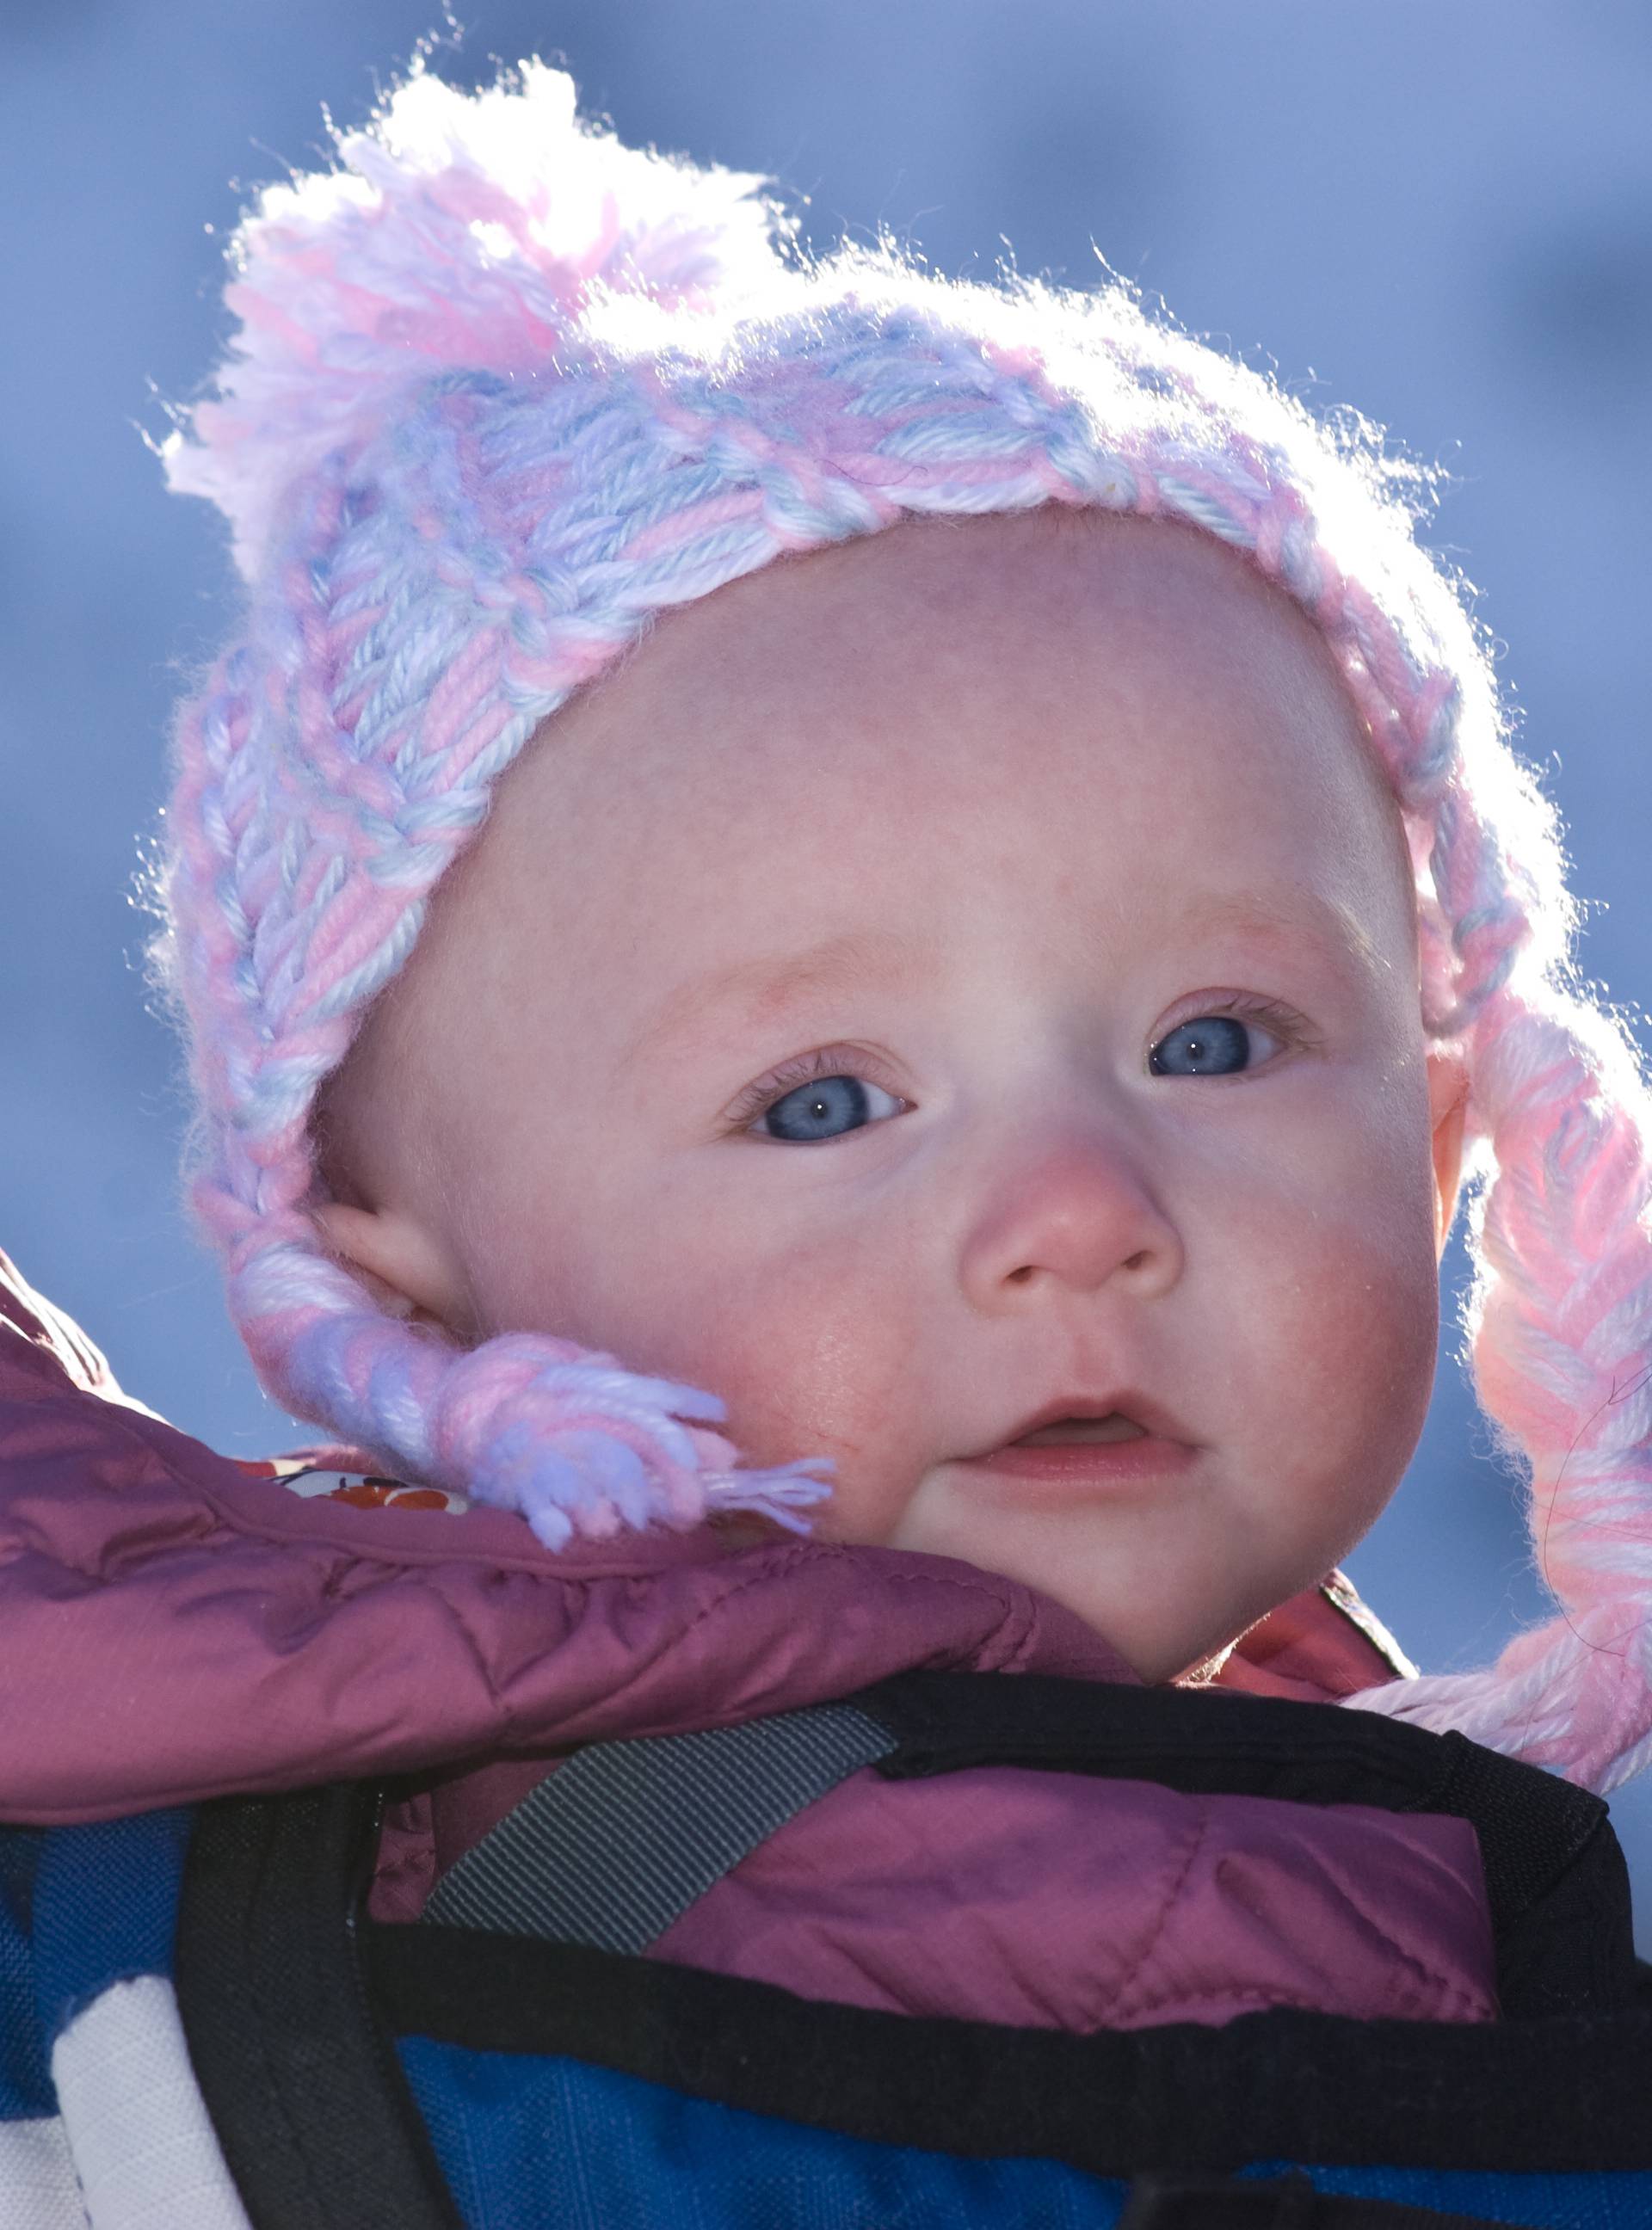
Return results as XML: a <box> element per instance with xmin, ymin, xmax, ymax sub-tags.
<box><xmin>420</xmin><ymin>1699</ymin><xmax>897</xmax><ymax>1954</ymax></box>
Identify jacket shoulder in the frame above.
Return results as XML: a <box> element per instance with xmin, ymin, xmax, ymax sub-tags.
<box><xmin>0</xmin><ymin>1241</ymin><xmax>136</xmax><ymax>1404</ymax></box>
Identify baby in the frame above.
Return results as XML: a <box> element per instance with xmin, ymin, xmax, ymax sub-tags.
<box><xmin>306</xmin><ymin>500</ymin><xmax>1469</xmax><ymax>1693</ymax></box>
<box><xmin>5</xmin><ymin>46</ymin><xmax>1652</xmax><ymax>2224</ymax></box>
<box><xmin>144</xmin><ymin>52</ymin><xmax>1652</xmax><ymax>1796</ymax></box>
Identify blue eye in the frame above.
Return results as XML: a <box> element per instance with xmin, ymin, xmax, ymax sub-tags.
<box><xmin>736</xmin><ymin>1002</ymin><xmax>1299</xmax><ymax>1144</ymax></box>
<box><xmin>1150</xmin><ymin>1011</ymin><xmax>1285</xmax><ymax>1077</ymax></box>
<box><xmin>750</xmin><ymin>1070</ymin><xmax>903</xmax><ymax>1143</ymax></box>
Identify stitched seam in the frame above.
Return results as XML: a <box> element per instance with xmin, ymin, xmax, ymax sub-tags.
<box><xmin>1106</xmin><ymin>1981</ymin><xmax>1382</xmax><ymax>2023</ymax></box>
<box><xmin>1322</xmin><ymin>1906</ymin><xmax>1497</xmax><ymax>2018</ymax></box>
<box><xmin>659</xmin><ymin>1545</ymin><xmax>1022</xmax><ymax>1654</ymax></box>
<box><xmin>585</xmin><ymin>1549</ymin><xmax>1033</xmax><ymax>1722</ymax></box>
<box><xmin>1096</xmin><ymin>1806</ymin><xmax>1211</xmax><ymax>2017</ymax></box>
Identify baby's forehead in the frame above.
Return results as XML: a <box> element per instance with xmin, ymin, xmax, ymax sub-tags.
<box><xmin>645</xmin><ymin>505</ymin><xmax>1301</xmax><ymax>688</ymax></box>
<box><xmin>550</xmin><ymin>508</ymin><xmax>1359</xmax><ymax>810</ymax></box>
<box><xmin>406</xmin><ymin>505</ymin><xmax>1416</xmax><ymax>1063</ymax></box>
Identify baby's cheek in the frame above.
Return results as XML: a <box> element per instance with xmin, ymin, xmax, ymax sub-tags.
<box><xmin>1267</xmin><ymin>1182</ymin><xmax>1441</xmax><ymax>1533</ymax></box>
<box><xmin>1301</xmin><ymin>1253</ymin><xmax>1435</xmax><ymax>1424</ymax></box>
<box><xmin>684</xmin><ymin>1260</ymin><xmax>925</xmax><ymax>1540</ymax></box>
<box><xmin>565</xmin><ymin>1209</ymin><xmax>912</xmax><ymax>1516</ymax></box>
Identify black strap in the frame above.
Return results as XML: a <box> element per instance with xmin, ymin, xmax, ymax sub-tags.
<box><xmin>422</xmin><ymin>1698</ymin><xmax>894</xmax><ymax>1950</ymax></box>
<box><xmin>1117</xmin><ymin>2171</ymin><xmax>1510</xmax><ymax>2227</ymax></box>
<box><xmin>362</xmin><ymin>1916</ymin><xmax>1652</xmax><ymax>2173</ymax></box>
<box><xmin>174</xmin><ymin>1672</ymin><xmax>1652</xmax><ymax>2201</ymax></box>
<box><xmin>427</xmin><ymin>1668</ymin><xmax>1632</xmax><ymax>2017</ymax></box>
<box><xmin>175</xmin><ymin>1779</ymin><xmax>463</xmax><ymax>2230</ymax></box>
<box><xmin>853</xmin><ymin>1670</ymin><xmax>1635</xmax><ymax>2019</ymax></box>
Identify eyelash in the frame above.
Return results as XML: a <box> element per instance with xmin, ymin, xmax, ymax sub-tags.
<box><xmin>724</xmin><ymin>995</ymin><xmax>1319</xmax><ymax>1133</ymax></box>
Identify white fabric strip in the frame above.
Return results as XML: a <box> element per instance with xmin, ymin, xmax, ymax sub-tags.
<box><xmin>48</xmin><ymin>1976</ymin><xmax>252</xmax><ymax>2230</ymax></box>
<box><xmin>0</xmin><ymin>2114</ymin><xmax>85</xmax><ymax>2230</ymax></box>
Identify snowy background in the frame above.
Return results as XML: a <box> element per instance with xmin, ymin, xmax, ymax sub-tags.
<box><xmin>3</xmin><ymin>1</ymin><xmax>1650</xmax><ymax>1943</ymax></box>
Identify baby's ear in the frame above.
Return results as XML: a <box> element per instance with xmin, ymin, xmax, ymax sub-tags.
<box><xmin>308</xmin><ymin>1199</ymin><xmax>474</xmax><ymax>1339</ymax></box>
<box><xmin>1425</xmin><ymin>1046</ymin><xmax>1471</xmax><ymax>1258</ymax></box>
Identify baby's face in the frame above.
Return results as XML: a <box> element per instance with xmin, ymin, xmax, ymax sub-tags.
<box><xmin>316</xmin><ymin>508</ymin><xmax>1467</xmax><ymax>1684</ymax></box>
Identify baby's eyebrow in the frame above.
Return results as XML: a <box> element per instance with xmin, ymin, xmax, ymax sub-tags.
<box><xmin>619</xmin><ymin>928</ymin><xmax>922</xmax><ymax>1075</ymax></box>
<box><xmin>1180</xmin><ymin>889</ymin><xmax>1389</xmax><ymax>982</ymax></box>
<box><xmin>619</xmin><ymin>891</ymin><xmax>1384</xmax><ymax>1073</ymax></box>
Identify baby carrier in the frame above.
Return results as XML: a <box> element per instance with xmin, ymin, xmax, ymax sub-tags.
<box><xmin>9</xmin><ymin>1662</ymin><xmax>1650</xmax><ymax>2230</ymax></box>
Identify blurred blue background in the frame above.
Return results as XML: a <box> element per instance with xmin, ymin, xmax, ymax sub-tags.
<box><xmin>3</xmin><ymin>1</ymin><xmax>1651</xmax><ymax>1940</ymax></box>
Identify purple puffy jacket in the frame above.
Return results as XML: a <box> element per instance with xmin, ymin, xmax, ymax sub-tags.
<box><xmin>0</xmin><ymin>1242</ymin><xmax>1496</xmax><ymax>2034</ymax></box>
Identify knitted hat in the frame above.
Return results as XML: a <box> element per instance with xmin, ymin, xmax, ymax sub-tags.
<box><xmin>148</xmin><ymin>55</ymin><xmax>1652</xmax><ymax>1793</ymax></box>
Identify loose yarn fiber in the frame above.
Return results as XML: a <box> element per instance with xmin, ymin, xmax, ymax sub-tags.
<box><xmin>148</xmin><ymin>54</ymin><xmax>1652</xmax><ymax>1793</ymax></box>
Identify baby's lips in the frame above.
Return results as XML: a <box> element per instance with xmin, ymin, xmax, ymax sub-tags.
<box><xmin>970</xmin><ymin>1386</ymin><xmax>1197</xmax><ymax>1460</ymax></box>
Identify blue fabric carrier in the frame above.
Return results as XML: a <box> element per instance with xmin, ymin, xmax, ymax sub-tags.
<box><xmin>390</xmin><ymin>2046</ymin><xmax>1652</xmax><ymax>2230</ymax></box>
<box><xmin>4</xmin><ymin>1669</ymin><xmax>1651</xmax><ymax>2227</ymax></box>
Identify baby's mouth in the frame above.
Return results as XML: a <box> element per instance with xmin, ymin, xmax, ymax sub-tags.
<box><xmin>1010</xmin><ymin>1413</ymin><xmax>1148</xmax><ymax>1446</ymax></box>
<box><xmin>965</xmin><ymin>1389</ymin><xmax>1193</xmax><ymax>1463</ymax></box>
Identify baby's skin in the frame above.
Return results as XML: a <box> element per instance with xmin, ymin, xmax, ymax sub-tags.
<box><xmin>313</xmin><ymin>506</ymin><xmax>1470</xmax><ymax>1685</ymax></box>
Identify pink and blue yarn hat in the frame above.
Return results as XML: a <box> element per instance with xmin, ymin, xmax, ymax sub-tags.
<box><xmin>148</xmin><ymin>53</ymin><xmax>1652</xmax><ymax>1794</ymax></box>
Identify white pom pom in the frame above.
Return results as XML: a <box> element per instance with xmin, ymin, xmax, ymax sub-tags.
<box><xmin>158</xmin><ymin>56</ymin><xmax>786</xmax><ymax>582</ymax></box>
